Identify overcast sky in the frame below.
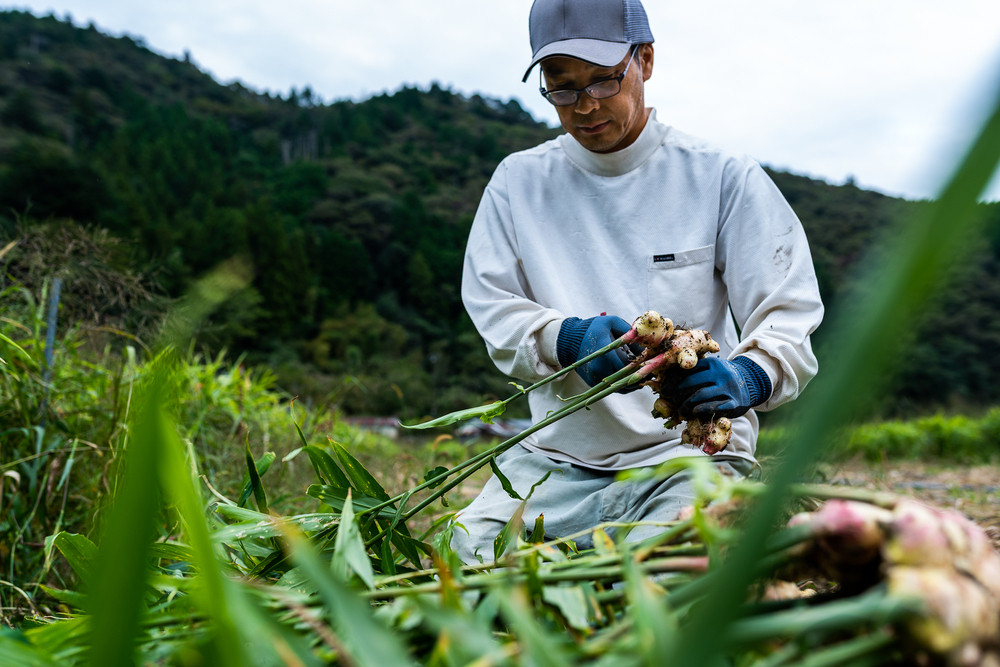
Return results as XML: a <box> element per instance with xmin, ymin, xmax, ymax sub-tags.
<box><xmin>6</xmin><ymin>1</ymin><xmax>1000</xmax><ymax>201</ymax></box>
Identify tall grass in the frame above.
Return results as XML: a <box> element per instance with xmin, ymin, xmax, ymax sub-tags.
<box><xmin>0</xmin><ymin>269</ymin><xmax>354</xmax><ymax>622</ymax></box>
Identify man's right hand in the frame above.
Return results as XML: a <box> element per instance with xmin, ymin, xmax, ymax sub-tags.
<box><xmin>556</xmin><ymin>315</ymin><xmax>635</xmax><ymax>387</ymax></box>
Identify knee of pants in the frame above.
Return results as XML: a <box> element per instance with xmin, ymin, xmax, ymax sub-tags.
<box><xmin>450</xmin><ymin>512</ymin><xmax>505</xmax><ymax>565</ymax></box>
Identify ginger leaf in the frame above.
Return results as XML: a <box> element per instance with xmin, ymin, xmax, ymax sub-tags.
<box><xmin>400</xmin><ymin>401</ymin><xmax>506</xmax><ymax>430</ymax></box>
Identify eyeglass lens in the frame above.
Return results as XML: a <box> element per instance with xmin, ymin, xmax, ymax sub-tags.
<box><xmin>540</xmin><ymin>48</ymin><xmax>636</xmax><ymax>107</ymax></box>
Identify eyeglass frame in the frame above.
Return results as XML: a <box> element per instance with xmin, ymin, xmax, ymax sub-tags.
<box><xmin>538</xmin><ymin>46</ymin><xmax>638</xmax><ymax>107</ymax></box>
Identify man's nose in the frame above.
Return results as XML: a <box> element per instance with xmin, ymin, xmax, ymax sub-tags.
<box><xmin>575</xmin><ymin>93</ymin><xmax>600</xmax><ymax>114</ymax></box>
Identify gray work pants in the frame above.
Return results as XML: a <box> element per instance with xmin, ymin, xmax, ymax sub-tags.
<box><xmin>451</xmin><ymin>443</ymin><xmax>756</xmax><ymax>564</ymax></box>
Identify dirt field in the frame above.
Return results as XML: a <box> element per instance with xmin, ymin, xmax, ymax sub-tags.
<box><xmin>819</xmin><ymin>459</ymin><xmax>1000</xmax><ymax>549</ymax></box>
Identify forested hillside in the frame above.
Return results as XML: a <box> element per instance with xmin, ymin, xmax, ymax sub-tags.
<box><xmin>1</xmin><ymin>10</ymin><xmax>998</xmax><ymax>419</ymax></box>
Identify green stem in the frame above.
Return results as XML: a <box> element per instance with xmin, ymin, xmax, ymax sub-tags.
<box><xmin>723</xmin><ymin>586</ymin><xmax>919</xmax><ymax>647</ymax></box>
<box><xmin>791</xmin><ymin>629</ymin><xmax>897</xmax><ymax>667</ymax></box>
<box><xmin>362</xmin><ymin>373</ymin><xmax>638</xmax><ymax>547</ymax></box>
<box><xmin>505</xmin><ymin>334</ymin><xmax>631</xmax><ymax>401</ymax></box>
<box><xmin>666</xmin><ymin>550</ymin><xmax>790</xmax><ymax>610</ymax></box>
<box><xmin>788</xmin><ymin>483</ymin><xmax>899</xmax><ymax>509</ymax></box>
<box><xmin>363</xmin><ymin>554</ymin><xmax>708</xmax><ymax>600</ymax></box>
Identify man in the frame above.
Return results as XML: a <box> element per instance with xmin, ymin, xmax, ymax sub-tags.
<box><xmin>454</xmin><ymin>0</ymin><xmax>823</xmax><ymax>563</ymax></box>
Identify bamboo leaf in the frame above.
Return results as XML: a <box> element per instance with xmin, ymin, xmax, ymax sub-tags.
<box><xmin>297</xmin><ymin>444</ymin><xmax>351</xmax><ymax>489</ymax></box>
<box><xmin>494</xmin><ymin>501</ymin><xmax>527</xmax><ymax>561</ymax></box>
<box><xmin>541</xmin><ymin>586</ymin><xmax>592</xmax><ymax>631</ymax></box>
<box><xmin>0</xmin><ymin>632</ymin><xmax>61</xmax><ymax>667</ymax></box>
<box><xmin>528</xmin><ymin>513</ymin><xmax>546</xmax><ymax>543</ymax></box>
<box><xmin>329</xmin><ymin>439</ymin><xmax>390</xmax><ymax>501</ymax></box>
<box><xmin>281</xmin><ymin>523</ymin><xmax>412</xmax><ymax>667</ymax></box>
<box><xmin>331</xmin><ymin>492</ymin><xmax>376</xmax><ymax>589</ymax></box>
<box><xmin>411</xmin><ymin>598</ymin><xmax>509</xmax><ymax>665</ymax></box>
<box><xmin>526</xmin><ymin>470</ymin><xmax>556</xmax><ymax>499</ymax></box>
<box><xmin>592</xmin><ymin>528</ymin><xmax>616</xmax><ymax>556</ymax></box>
<box><xmin>307</xmin><ymin>484</ymin><xmax>396</xmax><ymax>518</ymax></box>
<box><xmin>379</xmin><ymin>536</ymin><xmax>396</xmax><ymax>577</ymax></box>
<box><xmin>389</xmin><ymin>530</ymin><xmax>430</xmax><ymax>570</ymax></box>
<box><xmin>624</xmin><ymin>554</ymin><xmax>678</xmax><ymax>660</ymax></box>
<box><xmin>45</xmin><ymin>532</ymin><xmax>98</xmax><ymax>586</ymax></box>
<box><xmin>21</xmin><ymin>616</ymin><xmax>88</xmax><ymax>659</ymax></box>
<box><xmin>400</xmin><ymin>400</ymin><xmax>506</xmax><ymax>429</ymax></box>
<box><xmin>423</xmin><ymin>465</ymin><xmax>449</xmax><ymax>489</ymax></box>
<box><xmin>243</xmin><ymin>441</ymin><xmax>268</xmax><ymax>513</ymax></box>
<box><xmin>212</xmin><ymin>507</ymin><xmax>338</xmax><ymax>542</ymax></box>
<box><xmin>37</xmin><ymin>585</ymin><xmax>87</xmax><ymax>611</ymax></box>
<box><xmin>497</xmin><ymin>587</ymin><xmax>573</xmax><ymax>667</ymax></box>
<box><xmin>237</xmin><ymin>451</ymin><xmax>275</xmax><ymax>508</ymax></box>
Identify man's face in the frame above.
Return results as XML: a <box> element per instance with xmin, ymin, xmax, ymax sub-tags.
<box><xmin>540</xmin><ymin>44</ymin><xmax>654</xmax><ymax>154</ymax></box>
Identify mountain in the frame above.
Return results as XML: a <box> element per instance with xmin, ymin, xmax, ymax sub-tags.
<box><xmin>1</xmin><ymin>9</ymin><xmax>998</xmax><ymax>419</ymax></box>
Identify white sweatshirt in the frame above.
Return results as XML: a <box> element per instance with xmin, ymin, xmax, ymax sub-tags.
<box><xmin>461</xmin><ymin>110</ymin><xmax>823</xmax><ymax>470</ymax></box>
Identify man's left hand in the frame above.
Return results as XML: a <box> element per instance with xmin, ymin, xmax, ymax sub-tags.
<box><xmin>670</xmin><ymin>356</ymin><xmax>772</xmax><ymax>418</ymax></box>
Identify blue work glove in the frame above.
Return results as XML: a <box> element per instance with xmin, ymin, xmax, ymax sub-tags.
<box><xmin>556</xmin><ymin>315</ymin><xmax>636</xmax><ymax>387</ymax></box>
<box><xmin>671</xmin><ymin>356</ymin><xmax>772</xmax><ymax>418</ymax></box>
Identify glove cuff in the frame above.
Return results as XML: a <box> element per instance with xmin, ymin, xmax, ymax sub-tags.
<box><xmin>556</xmin><ymin>317</ymin><xmax>590</xmax><ymax>367</ymax></box>
<box><xmin>732</xmin><ymin>356</ymin><xmax>772</xmax><ymax>407</ymax></box>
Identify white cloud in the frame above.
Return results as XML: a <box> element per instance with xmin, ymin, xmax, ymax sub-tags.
<box><xmin>4</xmin><ymin>0</ymin><xmax>999</xmax><ymax>199</ymax></box>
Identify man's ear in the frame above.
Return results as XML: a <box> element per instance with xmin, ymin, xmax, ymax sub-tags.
<box><xmin>639</xmin><ymin>43</ymin><xmax>654</xmax><ymax>82</ymax></box>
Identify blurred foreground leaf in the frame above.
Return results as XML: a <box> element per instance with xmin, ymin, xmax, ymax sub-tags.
<box><xmin>669</xmin><ymin>70</ymin><xmax>1000</xmax><ymax>665</ymax></box>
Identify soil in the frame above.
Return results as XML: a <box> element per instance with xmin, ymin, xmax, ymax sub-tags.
<box><xmin>817</xmin><ymin>458</ymin><xmax>1000</xmax><ymax>550</ymax></box>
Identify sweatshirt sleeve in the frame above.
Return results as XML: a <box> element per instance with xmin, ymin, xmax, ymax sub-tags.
<box><xmin>461</xmin><ymin>162</ymin><xmax>564</xmax><ymax>382</ymax></box>
<box><xmin>717</xmin><ymin>161</ymin><xmax>825</xmax><ymax>410</ymax></box>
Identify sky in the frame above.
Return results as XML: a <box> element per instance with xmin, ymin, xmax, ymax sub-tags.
<box><xmin>6</xmin><ymin>0</ymin><xmax>1000</xmax><ymax>201</ymax></box>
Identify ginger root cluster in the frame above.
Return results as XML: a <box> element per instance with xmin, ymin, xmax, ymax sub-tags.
<box><xmin>627</xmin><ymin>311</ymin><xmax>731</xmax><ymax>454</ymax></box>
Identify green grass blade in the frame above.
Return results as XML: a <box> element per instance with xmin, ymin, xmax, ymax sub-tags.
<box><xmin>668</xmin><ymin>72</ymin><xmax>1000</xmax><ymax>665</ymax></box>
<box><xmin>85</xmin><ymin>380</ymin><xmax>164</xmax><ymax>666</ymax></box>
<box><xmin>0</xmin><ymin>331</ymin><xmax>37</xmax><ymax>368</ymax></box>
<box><xmin>155</xmin><ymin>374</ymin><xmax>249</xmax><ymax>666</ymax></box>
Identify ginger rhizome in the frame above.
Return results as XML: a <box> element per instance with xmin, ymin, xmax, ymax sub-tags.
<box><xmin>785</xmin><ymin>497</ymin><xmax>1000</xmax><ymax>664</ymax></box>
<box><xmin>624</xmin><ymin>311</ymin><xmax>730</xmax><ymax>454</ymax></box>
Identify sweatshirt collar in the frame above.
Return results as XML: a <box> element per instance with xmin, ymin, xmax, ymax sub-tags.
<box><xmin>560</xmin><ymin>108</ymin><xmax>668</xmax><ymax>176</ymax></box>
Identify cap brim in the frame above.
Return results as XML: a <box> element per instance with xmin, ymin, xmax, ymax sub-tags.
<box><xmin>522</xmin><ymin>39</ymin><xmax>631</xmax><ymax>82</ymax></box>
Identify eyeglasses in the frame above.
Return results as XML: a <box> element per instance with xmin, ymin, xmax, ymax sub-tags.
<box><xmin>539</xmin><ymin>47</ymin><xmax>637</xmax><ymax>107</ymax></box>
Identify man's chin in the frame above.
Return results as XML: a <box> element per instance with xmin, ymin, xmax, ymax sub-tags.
<box><xmin>571</xmin><ymin>129</ymin><xmax>623</xmax><ymax>154</ymax></box>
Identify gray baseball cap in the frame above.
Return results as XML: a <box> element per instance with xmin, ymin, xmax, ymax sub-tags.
<box><xmin>522</xmin><ymin>0</ymin><xmax>654</xmax><ymax>82</ymax></box>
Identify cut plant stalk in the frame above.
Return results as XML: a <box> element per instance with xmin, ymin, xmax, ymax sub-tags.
<box><xmin>363</xmin><ymin>554</ymin><xmax>710</xmax><ymax>600</ymax></box>
<box><xmin>400</xmin><ymin>327</ymin><xmax>638</xmax><ymax>431</ymax></box>
<box><xmin>722</xmin><ymin>585</ymin><xmax>921</xmax><ymax>647</ymax></box>
<box><xmin>361</xmin><ymin>368</ymin><xmax>648</xmax><ymax>548</ymax></box>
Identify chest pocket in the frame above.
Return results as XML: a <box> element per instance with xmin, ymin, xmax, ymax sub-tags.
<box><xmin>646</xmin><ymin>245</ymin><xmax>716</xmax><ymax>329</ymax></box>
